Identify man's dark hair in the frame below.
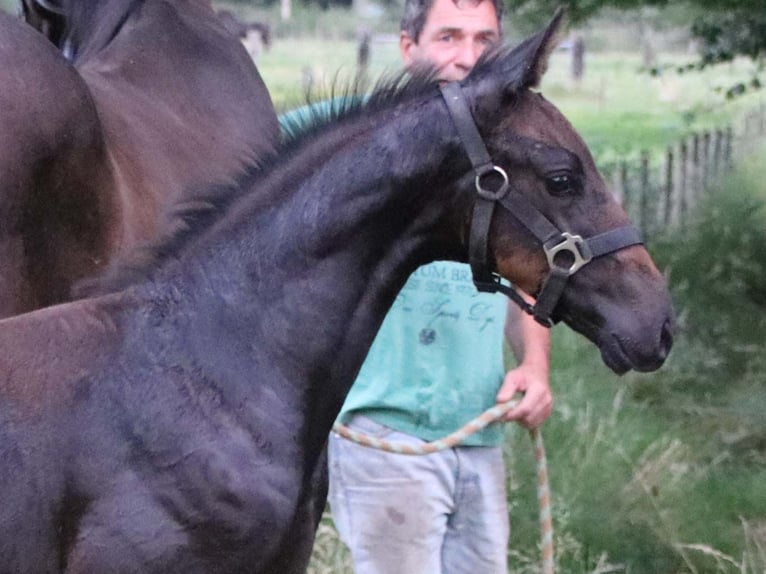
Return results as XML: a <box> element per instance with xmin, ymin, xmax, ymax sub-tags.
<box><xmin>400</xmin><ymin>0</ymin><xmax>504</xmax><ymax>43</ymax></box>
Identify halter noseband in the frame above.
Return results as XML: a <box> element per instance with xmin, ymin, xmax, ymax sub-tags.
<box><xmin>440</xmin><ymin>81</ymin><xmax>643</xmax><ymax>327</ymax></box>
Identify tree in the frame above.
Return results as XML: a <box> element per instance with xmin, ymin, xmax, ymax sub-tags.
<box><xmin>507</xmin><ymin>0</ymin><xmax>766</xmax><ymax>67</ymax></box>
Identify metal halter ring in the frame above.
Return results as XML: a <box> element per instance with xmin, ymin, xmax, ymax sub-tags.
<box><xmin>475</xmin><ymin>165</ymin><xmax>509</xmax><ymax>201</ymax></box>
<box><xmin>545</xmin><ymin>232</ymin><xmax>593</xmax><ymax>276</ymax></box>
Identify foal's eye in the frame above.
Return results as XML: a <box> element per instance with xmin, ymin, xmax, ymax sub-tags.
<box><xmin>545</xmin><ymin>173</ymin><xmax>579</xmax><ymax>197</ymax></box>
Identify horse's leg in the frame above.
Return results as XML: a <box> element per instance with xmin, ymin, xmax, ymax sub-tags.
<box><xmin>64</xmin><ymin>473</ymin><xmax>202</xmax><ymax>574</ymax></box>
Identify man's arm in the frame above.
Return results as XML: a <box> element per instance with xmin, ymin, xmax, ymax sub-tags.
<box><xmin>495</xmin><ymin>295</ymin><xmax>553</xmax><ymax>429</ymax></box>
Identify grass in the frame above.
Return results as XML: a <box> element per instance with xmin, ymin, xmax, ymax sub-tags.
<box><xmin>542</xmin><ymin>53</ymin><xmax>764</xmax><ymax>158</ymax></box>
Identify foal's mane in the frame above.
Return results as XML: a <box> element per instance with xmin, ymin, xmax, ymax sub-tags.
<box><xmin>76</xmin><ymin>47</ymin><xmax>527</xmax><ymax>299</ymax></box>
<box><xmin>77</xmin><ymin>43</ymin><xmax>539</xmax><ymax>302</ymax></box>
<box><xmin>75</xmin><ymin>64</ymin><xmax>455</xmax><ymax>298</ymax></box>
<box><xmin>278</xmin><ymin>67</ymin><xmax>440</xmax><ymax>149</ymax></box>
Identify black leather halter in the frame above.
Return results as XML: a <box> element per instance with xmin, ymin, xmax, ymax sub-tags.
<box><xmin>33</xmin><ymin>0</ymin><xmax>64</xmax><ymax>14</ymax></box>
<box><xmin>440</xmin><ymin>81</ymin><xmax>643</xmax><ymax>327</ymax></box>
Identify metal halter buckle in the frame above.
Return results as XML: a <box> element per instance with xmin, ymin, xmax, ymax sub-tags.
<box><xmin>544</xmin><ymin>232</ymin><xmax>592</xmax><ymax>276</ymax></box>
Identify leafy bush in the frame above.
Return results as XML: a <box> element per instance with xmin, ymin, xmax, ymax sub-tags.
<box><xmin>647</xmin><ymin>162</ymin><xmax>766</xmax><ymax>397</ymax></box>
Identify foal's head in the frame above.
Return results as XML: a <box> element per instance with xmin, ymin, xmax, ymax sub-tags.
<box><xmin>451</xmin><ymin>12</ymin><xmax>674</xmax><ymax>373</ymax></box>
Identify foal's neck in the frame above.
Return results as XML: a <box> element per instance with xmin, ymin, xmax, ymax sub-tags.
<box><xmin>180</xmin><ymin>92</ymin><xmax>470</xmax><ymax>430</ymax></box>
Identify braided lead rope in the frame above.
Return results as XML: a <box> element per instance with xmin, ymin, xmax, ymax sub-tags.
<box><xmin>331</xmin><ymin>400</ymin><xmax>554</xmax><ymax>574</ymax></box>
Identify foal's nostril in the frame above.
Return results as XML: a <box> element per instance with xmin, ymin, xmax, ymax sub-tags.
<box><xmin>659</xmin><ymin>318</ymin><xmax>674</xmax><ymax>359</ymax></box>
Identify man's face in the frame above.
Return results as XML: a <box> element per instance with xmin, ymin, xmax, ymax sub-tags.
<box><xmin>400</xmin><ymin>0</ymin><xmax>500</xmax><ymax>83</ymax></box>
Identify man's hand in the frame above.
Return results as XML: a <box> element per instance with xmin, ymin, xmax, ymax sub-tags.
<box><xmin>499</xmin><ymin>297</ymin><xmax>553</xmax><ymax>430</ymax></box>
<box><xmin>495</xmin><ymin>364</ymin><xmax>552</xmax><ymax>429</ymax></box>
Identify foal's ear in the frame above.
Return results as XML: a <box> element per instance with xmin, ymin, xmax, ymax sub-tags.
<box><xmin>502</xmin><ymin>8</ymin><xmax>566</xmax><ymax>93</ymax></box>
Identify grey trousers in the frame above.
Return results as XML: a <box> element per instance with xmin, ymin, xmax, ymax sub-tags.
<box><xmin>328</xmin><ymin>415</ymin><xmax>510</xmax><ymax>574</ymax></box>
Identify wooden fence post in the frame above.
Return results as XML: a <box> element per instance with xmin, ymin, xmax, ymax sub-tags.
<box><xmin>690</xmin><ymin>133</ymin><xmax>700</xmax><ymax>210</ymax></box>
<box><xmin>619</xmin><ymin>160</ymin><xmax>629</xmax><ymax>217</ymax></box>
<box><xmin>571</xmin><ymin>35</ymin><xmax>585</xmax><ymax>86</ymax></box>
<box><xmin>280</xmin><ymin>0</ymin><xmax>291</xmax><ymax>20</ymax></box>
<box><xmin>702</xmin><ymin>131</ymin><xmax>711</xmax><ymax>192</ymax></box>
<box><xmin>612</xmin><ymin>165</ymin><xmax>624</xmax><ymax>205</ymax></box>
<box><xmin>679</xmin><ymin>140</ymin><xmax>688</xmax><ymax>225</ymax></box>
<box><xmin>664</xmin><ymin>146</ymin><xmax>673</xmax><ymax>227</ymax></box>
<box><xmin>357</xmin><ymin>29</ymin><xmax>370</xmax><ymax>78</ymax></box>
<box><xmin>639</xmin><ymin>150</ymin><xmax>650</xmax><ymax>237</ymax></box>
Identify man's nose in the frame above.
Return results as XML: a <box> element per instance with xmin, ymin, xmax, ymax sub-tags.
<box><xmin>454</xmin><ymin>39</ymin><xmax>483</xmax><ymax>71</ymax></box>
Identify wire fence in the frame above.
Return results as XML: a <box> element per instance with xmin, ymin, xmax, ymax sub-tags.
<box><xmin>608</xmin><ymin>103</ymin><xmax>766</xmax><ymax>239</ymax></box>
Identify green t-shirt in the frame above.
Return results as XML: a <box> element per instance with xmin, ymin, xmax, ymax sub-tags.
<box><xmin>339</xmin><ymin>261</ymin><xmax>509</xmax><ymax>446</ymax></box>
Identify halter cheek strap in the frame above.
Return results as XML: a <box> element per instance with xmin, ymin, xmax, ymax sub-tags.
<box><xmin>440</xmin><ymin>81</ymin><xmax>643</xmax><ymax>327</ymax></box>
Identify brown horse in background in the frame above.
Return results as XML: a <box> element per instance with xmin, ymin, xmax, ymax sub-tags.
<box><xmin>0</xmin><ymin>0</ymin><xmax>279</xmax><ymax>317</ymax></box>
<box><xmin>216</xmin><ymin>8</ymin><xmax>272</xmax><ymax>60</ymax></box>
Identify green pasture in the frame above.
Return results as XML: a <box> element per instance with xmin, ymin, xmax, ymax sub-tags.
<box><xmin>254</xmin><ymin>32</ymin><xmax>764</xmax><ymax>164</ymax></box>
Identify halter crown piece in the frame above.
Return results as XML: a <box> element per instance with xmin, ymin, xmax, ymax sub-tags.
<box><xmin>34</xmin><ymin>0</ymin><xmax>64</xmax><ymax>14</ymax></box>
<box><xmin>439</xmin><ymin>82</ymin><xmax>643</xmax><ymax>327</ymax></box>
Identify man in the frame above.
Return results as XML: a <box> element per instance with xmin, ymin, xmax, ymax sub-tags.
<box><xmin>326</xmin><ymin>0</ymin><xmax>553</xmax><ymax>572</ymax></box>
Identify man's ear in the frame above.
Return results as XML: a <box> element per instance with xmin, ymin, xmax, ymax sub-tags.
<box><xmin>400</xmin><ymin>30</ymin><xmax>418</xmax><ymax>68</ymax></box>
